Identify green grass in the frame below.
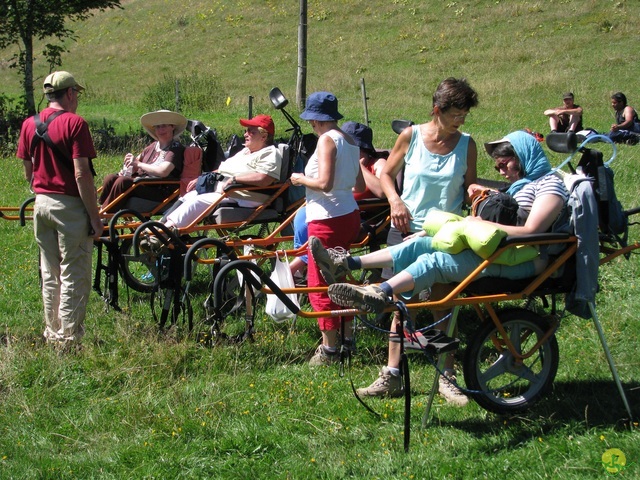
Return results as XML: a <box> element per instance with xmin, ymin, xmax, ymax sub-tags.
<box><xmin>1</xmin><ymin>0</ymin><xmax>640</xmax><ymax>478</ymax></box>
<box><xmin>2</xmin><ymin>0</ymin><xmax>640</xmax><ymax>148</ymax></box>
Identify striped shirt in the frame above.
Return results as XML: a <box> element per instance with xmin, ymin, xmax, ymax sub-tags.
<box><xmin>514</xmin><ymin>173</ymin><xmax>569</xmax><ymax>228</ymax></box>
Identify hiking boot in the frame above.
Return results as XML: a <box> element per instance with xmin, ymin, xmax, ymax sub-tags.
<box><xmin>308</xmin><ymin>236</ymin><xmax>350</xmax><ymax>284</ymax></box>
<box><xmin>356</xmin><ymin>367</ymin><xmax>403</xmax><ymax>397</ymax></box>
<box><xmin>327</xmin><ymin>283</ymin><xmax>390</xmax><ymax>314</ymax></box>
<box><xmin>309</xmin><ymin>345</ymin><xmax>338</xmax><ymax>366</ymax></box>
<box><xmin>140</xmin><ymin>235</ymin><xmax>164</xmax><ymax>254</ymax></box>
<box><xmin>438</xmin><ymin>370</ymin><xmax>468</xmax><ymax>407</ymax></box>
<box><xmin>140</xmin><ymin>227</ymin><xmax>179</xmax><ymax>254</ymax></box>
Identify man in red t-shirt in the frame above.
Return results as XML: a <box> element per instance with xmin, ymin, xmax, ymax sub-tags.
<box><xmin>16</xmin><ymin>71</ymin><xmax>101</xmax><ymax>348</ymax></box>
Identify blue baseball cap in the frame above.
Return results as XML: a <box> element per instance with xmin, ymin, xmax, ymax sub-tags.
<box><xmin>342</xmin><ymin>121</ymin><xmax>375</xmax><ymax>152</ymax></box>
<box><xmin>300</xmin><ymin>91</ymin><xmax>343</xmax><ymax>121</ymax></box>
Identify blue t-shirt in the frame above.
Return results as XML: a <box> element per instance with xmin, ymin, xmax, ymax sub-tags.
<box><xmin>400</xmin><ymin>126</ymin><xmax>470</xmax><ymax>231</ymax></box>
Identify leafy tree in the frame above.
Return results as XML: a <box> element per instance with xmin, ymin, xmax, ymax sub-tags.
<box><xmin>0</xmin><ymin>0</ymin><xmax>122</xmax><ymax>115</ymax></box>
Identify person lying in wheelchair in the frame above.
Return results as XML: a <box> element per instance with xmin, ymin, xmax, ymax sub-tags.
<box><xmin>141</xmin><ymin>115</ymin><xmax>282</xmax><ymax>251</ymax></box>
<box><xmin>99</xmin><ymin>110</ymin><xmax>187</xmax><ymax>212</ymax></box>
<box><xmin>308</xmin><ymin>130</ymin><xmax>571</xmax><ymax>398</ymax></box>
<box><xmin>312</xmin><ymin>129</ymin><xmax>570</xmax><ymax>311</ymax></box>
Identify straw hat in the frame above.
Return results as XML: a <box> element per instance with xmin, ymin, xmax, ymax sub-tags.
<box><xmin>140</xmin><ymin>110</ymin><xmax>188</xmax><ymax>140</ymax></box>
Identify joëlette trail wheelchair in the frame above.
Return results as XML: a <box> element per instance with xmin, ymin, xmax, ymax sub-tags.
<box><xmin>120</xmin><ymin>88</ymin><xmax>316</xmax><ymax>332</ymax></box>
<box><xmin>128</xmin><ymin>88</ymin><xmax>395</xmax><ymax>335</ymax></box>
<box><xmin>91</xmin><ymin>119</ymin><xmax>227</xmax><ymax>309</ymax></box>
<box><xmin>205</xmin><ymin>133</ymin><xmax>638</xmax><ymax>447</ymax></box>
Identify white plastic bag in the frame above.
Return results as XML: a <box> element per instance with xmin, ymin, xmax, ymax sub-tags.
<box><xmin>265</xmin><ymin>253</ymin><xmax>300</xmax><ymax>322</ymax></box>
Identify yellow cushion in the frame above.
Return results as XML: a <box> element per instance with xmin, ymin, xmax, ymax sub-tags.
<box><xmin>422</xmin><ymin>210</ymin><xmax>463</xmax><ymax>237</ymax></box>
<box><xmin>424</xmin><ymin>209</ymin><xmax>539</xmax><ymax>267</ymax></box>
<box><xmin>494</xmin><ymin>245</ymin><xmax>539</xmax><ymax>266</ymax></box>
<box><xmin>463</xmin><ymin>221</ymin><xmax>507</xmax><ymax>259</ymax></box>
<box><xmin>431</xmin><ymin>221</ymin><xmax>467</xmax><ymax>254</ymax></box>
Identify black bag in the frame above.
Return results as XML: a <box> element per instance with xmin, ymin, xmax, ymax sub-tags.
<box><xmin>471</xmin><ymin>190</ymin><xmax>519</xmax><ymax>226</ymax></box>
<box><xmin>195</xmin><ymin>171</ymin><xmax>226</xmax><ymax>194</ymax></box>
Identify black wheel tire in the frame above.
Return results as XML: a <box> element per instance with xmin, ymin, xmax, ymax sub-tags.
<box><xmin>463</xmin><ymin>308</ymin><xmax>559</xmax><ymax>414</ymax></box>
<box><xmin>119</xmin><ymin>238</ymin><xmax>157</xmax><ymax>293</ymax></box>
<box><xmin>150</xmin><ymin>286</ymin><xmax>193</xmax><ymax>332</ymax></box>
<box><xmin>207</xmin><ymin>268</ymin><xmax>256</xmax><ymax>341</ymax></box>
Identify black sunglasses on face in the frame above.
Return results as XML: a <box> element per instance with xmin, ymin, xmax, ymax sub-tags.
<box><xmin>494</xmin><ymin>159</ymin><xmax>513</xmax><ymax>172</ymax></box>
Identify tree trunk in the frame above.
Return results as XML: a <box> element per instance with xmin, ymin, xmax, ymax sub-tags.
<box><xmin>22</xmin><ymin>34</ymin><xmax>36</xmax><ymax>115</ymax></box>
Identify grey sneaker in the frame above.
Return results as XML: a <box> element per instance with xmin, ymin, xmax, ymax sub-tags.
<box><xmin>309</xmin><ymin>345</ymin><xmax>338</xmax><ymax>366</ymax></box>
<box><xmin>308</xmin><ymin>236</ymin><xmax>350</xmax><ymax>284</ymax></box>
<box><xmin>327</xmin><ymin>283</ymin><xmax>390</xmax><ymax>313</ymax></box>
<box><xmin>438</xmin><ymin>370</ymin><xmax>469</xmax><ymax>407</ymax></box>
<box><xmin>356</xmin><ymin>367</ymin><xmax>403</xmax><ymax>397</ymax></box>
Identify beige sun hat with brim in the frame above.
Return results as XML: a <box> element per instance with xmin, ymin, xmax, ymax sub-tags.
<box><xmin>484</xmin><ymin>137</ymin><xmax>510</xmax><ymax>157</ymax></box>
<box><xmin>140</xmin><ymin>110</ymin><xmax>188</xmax><ymax>140</ymax></box>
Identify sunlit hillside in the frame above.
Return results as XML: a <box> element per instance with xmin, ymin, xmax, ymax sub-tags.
<box><xmin>1</xmin><ymin>0</ymin><xmax>639</xmax><ymax>148</ymax></box>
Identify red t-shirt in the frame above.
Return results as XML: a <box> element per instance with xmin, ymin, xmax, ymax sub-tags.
<box><xmin>353</xmin><ymin>156</ymin><xmax>387</xmax><ymax>201</ymax></box>
<box><xmin>16</xmin><ymin>107</ymin><xmax>97</xmax><ymax>197</ymax></box>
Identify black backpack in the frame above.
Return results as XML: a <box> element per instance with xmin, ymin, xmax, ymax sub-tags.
<box><xmin>29</xmin><ymin>110</ymin><xmax>96</xmax><ymax>176</ymax></box>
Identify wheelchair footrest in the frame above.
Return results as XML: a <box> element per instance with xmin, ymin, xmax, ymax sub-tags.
<box><xmin>390</xmin><ymin>328</ymin><xmax>460</xmax><ymax>354</ymax></box>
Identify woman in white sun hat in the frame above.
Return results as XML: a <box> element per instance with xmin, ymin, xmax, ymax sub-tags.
<box><xmin>99</xmin><ymin>109</ymin><xmax>187</xmax><ymax>212</ymax></box>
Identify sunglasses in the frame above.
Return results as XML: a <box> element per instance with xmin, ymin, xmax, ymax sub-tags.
<box><xmin>494</xmin><ymin>158</ymin><xmax>513</xmax><ymax>172</ymax></box>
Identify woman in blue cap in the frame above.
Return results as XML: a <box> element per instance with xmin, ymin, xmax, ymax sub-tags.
<box><xmin>288</xmin><ymin>121</ymin><xmax>388</xmax><ymax>278</ymax></box>
<box><xmin>290</xmin><ymin>91</ymin><xmax>365</xmax><ymax>366</ymax></box>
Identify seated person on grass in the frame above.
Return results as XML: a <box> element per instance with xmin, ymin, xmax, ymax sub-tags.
<box><xmin>544</xmin><ymin>92</ymin><xmax>583</xmax><ymax>134</ymax></box>
<box><xmin>607</xmin><ymin>92</ymin><xmax>640</xmax><ymax>145</ymax></box>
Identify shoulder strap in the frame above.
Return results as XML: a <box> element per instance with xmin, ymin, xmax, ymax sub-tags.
<box><xmin>32</xmin><ymin>110</ymin><xmax>70</xmax><ymax>158</ymax></box>
<box><xmin>30</xmin><ymin>111</ymin><xmax>96</xmax><ymax>177</ymax></box>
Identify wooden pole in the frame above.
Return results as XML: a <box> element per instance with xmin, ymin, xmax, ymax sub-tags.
<box><xmin>296</xmin><ymin>0</ymin><xmax>307</xmax><ymax>111</ymax></box>
<box><xmin>360</xmin><ymin>77</ymin><xmax>370</xmax><ymax>126</ymax></box>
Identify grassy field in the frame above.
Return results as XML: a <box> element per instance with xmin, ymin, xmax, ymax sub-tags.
<box><xmin>1</xmin><ymin>1</ymin><xmax>640</xmax><ymax>478</ymax></box>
